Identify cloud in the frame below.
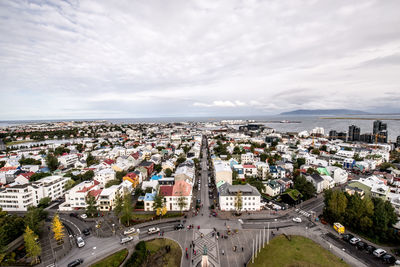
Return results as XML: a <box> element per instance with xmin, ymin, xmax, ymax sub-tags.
<box><xmin>0</xmin><ymin>0</ymin><xmax>400</xmax><ymax>119</ymax></box>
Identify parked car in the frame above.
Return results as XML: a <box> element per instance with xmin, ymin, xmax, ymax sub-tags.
<box><xmin>373</xmin><ymin>248</ymin><xmax>387</xmax><ymax>258</ymax></box>
<box><xmin>76</xmin><ymin>236</ymin><xmax>85</xmax><ymax>248</ymax></box>
<box><xmin>292</xmin><ymin>217</ymin><xmax>302</xmax><ymax>223</ymax></box>
<box><xmin>365</xmin><ymin>245</ymin><xmax>376</xmax><ymax>254</ymax></box>
<box><xmin>382</xmin><ymin>254</ymin><xmax>396</xmax><ymax>264</ymax></box>
<box><xmin>349</xmin><ymin>237</ymin><xmax>361</xmax><ymax>245</ymax></box>
<box><xmin>120</xmin><ymin>236</ymin><xmax>133</xmax><ymax>244</ymax></box>
<box><xmin>174</xmin><ymin>224</ymin><xmax>184</xmax><ymax>230</ymax></box>
<box><xmin>124</xmin><ymin>227</ymin><xmax>138</xmax><ymax>235</ymax></box>
<box><xmin>342</xmin><ymin>234</ymin><xmax>354</xmax><ymax>242</ymax></box>
<box><xmin>69</xmin><ymin>213</ymin><xmax>78</xmax><ymax>218</ymax></box>
<box><xmin>356</xmin><ymin>241</ymin><xmax>366</xmax><ymax>250</ymax></box>
<box><xmin>82</xmin><ymin>228</ymin><xmax>90</xmax><ymax>236</ymax></box>
<box><xmin>67</xmin><ymin>259</ymin><xmax>83</xmax><ymax>267</ymax></box>
<box><xmin>80</xmin><ymin>214</ymin><xmax>87</xmax><ymax>219</ymax></box>
<box><xmin>148</xmin><ymin>227</ymin><xmax>160</xmax><ymax>234</ymax></box>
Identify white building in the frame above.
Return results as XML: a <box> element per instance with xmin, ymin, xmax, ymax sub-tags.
<box><xmin>241</xmin><ymin>153</ymin><xmax>254</xmax><ymax>164</ymax></box>
<box><xmin>0</xmin><ymin>175</ymin><xmax>70</xmax><ymax>211</ymax></box>
<box><xmin>58</xmin><ymin>154</ymin><xmax>79</xmax><ymax>168</ymax></box>
<box><xmin>218</xmin><ymin>183</ymin><xmax>261</xmax><ymax>211</ymax></box>
<box><xmin>94</xmin><ymin>168</ymin><xmax>116</xmax><ymax>187</ymax></box>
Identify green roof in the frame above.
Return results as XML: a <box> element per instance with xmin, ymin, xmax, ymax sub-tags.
<box><xmin>347</xmin><ymin>181</ymin><xmax>371</xmax><ymax>196</ymax></box>
<box><xmin>317</xmin><ymin>167</ymin><xmax>330</xmax><ymax>176</ymax></box>
<box><xmin>284</xmin><ymin>189</ymin><xmax>303</xmax><ymax>201</ymax></box>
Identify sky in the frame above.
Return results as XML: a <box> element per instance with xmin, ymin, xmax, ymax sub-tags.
<box><xmin>1</xmin><ymin>0</ymin><xmax>400</xmax><ymax>120</ymax></box>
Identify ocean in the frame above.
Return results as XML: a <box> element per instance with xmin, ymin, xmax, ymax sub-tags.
<box><xmin>1</xmin><ymin>114</ymin><xmax>399</xmax><ymax>141</ymax></box>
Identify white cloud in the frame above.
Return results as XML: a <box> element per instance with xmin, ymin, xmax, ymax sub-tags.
<box><xmin>0</xmin><ymin>0</ymin><xmax>400</xmax><ymax>119</ymax></box>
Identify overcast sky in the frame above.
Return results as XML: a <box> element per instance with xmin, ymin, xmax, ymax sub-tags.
<box><xmin>1</xmin><ymin>0</ymin><xmax>400</xmax><ymax>120</ymax></box>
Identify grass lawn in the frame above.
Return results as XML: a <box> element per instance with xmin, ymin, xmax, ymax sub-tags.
<box><xmin>145</xmin><ymin>238</ymin><xmax>182</xmax><ymax>267</ymax></box>
<box><xmin>90</xmin><ymin>249</ymin><xmax>128</xmax><ymax>267</ymax></box>
<box><xmin>249</xmin><ymin>235</ymin><xmax>349</xmax><ymax>267</ymax></box>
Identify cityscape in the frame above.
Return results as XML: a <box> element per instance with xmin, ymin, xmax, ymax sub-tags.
<box><xmin>1</xmin><ymin>1</ymin><xmax>400</xmax><ymax>267</ymax></box>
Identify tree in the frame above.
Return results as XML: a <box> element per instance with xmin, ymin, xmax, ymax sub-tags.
<box><xmin>260</xmin><ymin>153</ymin><xmax>268</xmax><ymax>162</ymax></box>
<box><xmin>19</xmin><ymin>156</ymin><xmax>41</xmax><ymax>165</ymax></box>
<box><xmin>116</xmin><ymin>171</ymin><xmax>127</xmax><ymax>181</ymax></box>
<box><xmin>153</xmin><ymin>193</ymin><xmax>164</xmax><ymax>213</ymax></box>
<box><xmin>30</xmin><ymin>172</ymin><xmax>52</xmax><ymax>182</ymax></box>
<box><xmin>234</xmin><ymin>191</ymin><xmax>243</xmax><ymax>215</ymax></box>
<box><xmin>24</xmin><ymin>207</ymin><xmax>47</xmax><ymax>235</ymax></box>
<box><xmin>177</xmin><ymin>193</ymin><xmax>187</xmax><ymax>215</ymax></box>
<box><xmin>82</xmin><ymin>170</ymin><xmax>94</xmax><ymax>181</ymax></box>
<box><xmin>320</xmin><ymin>145</ymin><xmax>327</xmax><ymax>152</ymax></box>
<box><xmin>46</xmin><ymin>154</ymin><xmax>59</xmax><ymax>172</ymax></box>
<box><xmin>106</xmin><ymin>179</ymin><xmax>121</xmax><ymax>188</ymax></box>
<box><xmin>86</xmin><ymin>194</ymin><xmax>98</xmax><ymax>217</ymax></box>
<box><xmin>38</xmin><ymin>197</ymin><xmax>51</xmax><ymax>209</ymax></box>
<box><xmin>294</xmin><ymin>175</ymin><xmax>316</xmax><ymax>200</ymax></box>
<box><xmin>311</xmin><ymin>148</ymin><xmax>320</xmax><ymax>155</ymax></box>
<box><xmin>86</xmin><ymin>153</ymin><xmax>98</xmax><ymax>166</ymax></box>
<box><xmin>113</xmin><ymin>191</ymin><xmax>123</xmax><ymax>217</ymax></box>
<box><xmin>51</xmin><ymin>214</ymin><xmax>65</xmax><ymax>243</ymax></box>
<box><xmin>64</xmin><ymin>179</ymin><xmax>76</xmax><ymax>190</ymax></box>
<box><xmin>154</xmin><ymin>164</ymin><xmax>162</xmax><ymax>173</ymax></box>
<box><xmin>23</xmin><ymin>226</ymin><xmax>41</xmax><ymax>265</ymax></box>
<box><xmin>164</xmin><ymin>168</ymin><xmax>173</xmax><ymax>177</ymax></box>
<box><xmin>0</xmin><ymin>208</ymin><xmax>25</xmax><ymax>251</ymax></box>
<box><xmin>120</xmin><ymin>192</ymin><xmax>132</xmax><ymax>226</ymax></box>
<box><xmin>176</xmin><ymin>156</ymin><xmax>186</xmax><ymax>166</ymax></box>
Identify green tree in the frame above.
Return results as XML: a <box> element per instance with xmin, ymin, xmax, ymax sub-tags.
<box><xmin>152</xmin><ymin>193</ymin><xmax>164</xmax><ymax>212</ymax></box>
<box><xmin>324</xmin><ymin>189</ymin><xmax>347</xmax><ymax>223</ymax></box>
<box><xmin>86</xmin><ymin>153</ymin><xmax>98</xmax><ymax>166</ymax></box>
<box><xmin>85</xmin><ymin>194</ymin><xmax>98</xmax><ymax>217</ymax></box>
<box><xmin>154</xmin><ymin>164</ymin><xmax>162</xmax><ymax>173</ymax></box>
<box><xmin>311</xmin><ymin>148</ymin><xmax>320</xmax><ymax>155</ymax></box>
<box><xmin>64</xmin><ymin>179</ymin><xmax>76</xmax><ymax>190</ymax></box>
<box><xmin>0</xmin><ymin>208</ymin><xmax>25</xmax><ymax>251</ymax></box>
<box><xmin>46</xmin><ymin>154</ymin><xmax>59</xmax><ymax>172</ymax></box>
<box><xmin>164</xmin><ymin>168</ymin><xmax>173</xmax><ymax>177</ymax></box>
<box><xmin>38</xmin><ymin>197</ymin><xmax>51</xmax><ymax>209</ymax></box>
<box><xmin>234</xmin><ymin>191</ymin><xmax>243</xmax><ymax>215</ymax></box>
<box><xmin>294</xmin><ymin>175</ymin><xmax>316</xmax><ymax>200</ymax></box>
<box><xmin>176</xmin><ymin>156</ymin><xmax>186</xmax><ymax>166</ymax></box>
<box><xmin>30</xmin><ymin>172</ymin><xmax>52</xmax><ymax>182</ymax></box>
<box><xmin>106</xmin><ymin>179</ymin><xmax>121</xmax><ymax>188</ymax></box>
<box><xmin>82</xmin><ymin>170</ymin><xmax>94</xmax><ymax>181</ymax></box>
<box><xmin>120</xmin><ymin>192</ymin><xmax>133</xmax><ymax>226</ymax></box>
<box><xmin>23</xmin><ymin>226</ymin><xmax>41</xmax><ymax>264</ymax></box>
<box><xmin>116</xmin><ymin>171</ymin><xmax>127</xmax><ymax>181</ymax></box>
<box><xmin>260</xmin><ymin>153</ymin><xmax>268</xmax><ymax>162</ymax></box>
<box><xmin>113</xmin><ymin>191</ymin><xmax>123</xmax><ymax>217</ymax></box>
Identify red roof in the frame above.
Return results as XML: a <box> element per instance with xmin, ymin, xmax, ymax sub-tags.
<box><xmin>243</xmin><ymin>165</ymin><xmax>256</xmax><ymax>169</ymax></box>
<box><xmin>88</xmin><ymin>189</ymin><xmax>102</xmax><ymax>198</ymax></box>
<box><xmin>131</xmin><ymin>152</ymin><xmax>140</xmax><ymax>160</ymax></box>
<box><xmin>104</xmin><ymin>159</ymin><xmax>115</xmax><ymax>165</ymax></box>
<box><xmin>0</xmin><ymin>167</ymin><xmax>17</xmax><ymax>172</ymax></box>
<box><xmin>159</xmin><ymin>185</ymin><xmax>173</xmax><ymax>197</ymax></box>
<box><xmin>125</xmin><ymin>172</ymin><xmax>137</xmax><ymax>179</ymax></box>
<box><xmin>19</xmin><ymin>172</ymin><xmax>35</xmax><ymax>180</ymax></box>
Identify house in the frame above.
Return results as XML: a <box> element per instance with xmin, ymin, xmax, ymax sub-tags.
<box><xmin>144</xmin><ymin>192</ymin><xmax>156</xmax><ymax>211</ymax></box>
<box><xmin>218</xmin><ymin>183</ymin><xmax>261</xmax><ymax>211</ymax></box>
<box><xmin>94</xmin><ymin>168</ymin><xmax>116</xmax><ymax>187</ymax></box>
<box><xmin>59</xmin><ymin>180</ymin><xmax>101</xmax><ymax>211</ymax></box>
<box><xmin>139</xmin><ymin>161</ymin><xmax>154</xmax><ymax>177</ymax></box>
<box><xmin>14</xmin><ymin>172</ymin><xmax>35</xmax><ymax>185</ymax></box>
<box><xmin>243</xmin><ymin>165</ymin><xmax>257</xmax><ymax>178</ymax></box>
<box><xmin>241</xmin><ymin>153</ymin><xmax>254</xmax><ymax>164</ymax></box>
<box><xmin>305</xmin><ymin>174</ymin><xmax>325</xmax><ymax>194</ymax></box>
<box><xmin>232</xmin><ymin>165</ymin><xmax>244</xmax><ymax>179</ymax></box>
<box><xmin>155</xmin><ymin>181</ymin><xmax>192</xmax><ymax>212</ymax></box>
<box><xmin>58</xmin><ymin>154</ymin><xmax>78</xmax><ymax>168</ymax></box>
<box><xmin>123</xmin><ymin>172</ymin><xmax>140</xmax><ymax>188</ymax></box>
<box><xmin>98</xmin><ymin>185</ymin><xmax>120</xmax><ymax>211</ymax></box>
<box><xmin>255</xmin><ymin>162</ymin><xmax>270</xmax><ymax>180</ymax></box>
<box><xmin>263</xmin><ymin>180</ymin><xmax>280</xmax><ymax>197</ymax></box>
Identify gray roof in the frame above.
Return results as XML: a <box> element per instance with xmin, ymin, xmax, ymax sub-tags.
<box><xmin>218</xmin><ymin>183</ymin><xmax>260</xmax><ymax>197</ymax></box>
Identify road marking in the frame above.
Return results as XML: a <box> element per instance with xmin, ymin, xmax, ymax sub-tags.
<box><xmin>61</xmin><ymin>218</ymin><xmax>82</xmax><ymax>235</ymax></box>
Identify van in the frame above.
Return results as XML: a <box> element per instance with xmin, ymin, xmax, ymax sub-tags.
<box><xmin>76</xmin><ymin>237</ymin><xmax>85</xmax><ymax>248</ymax></box>
<box><xmin>120</xmin><ymin>236</ymin><xmax>133</xmax><ymax>244</ymax></box>
<box><xmin>333</xmin><ymin>222</ymin><xmax>345</xmax><ymax>234</ymax></box>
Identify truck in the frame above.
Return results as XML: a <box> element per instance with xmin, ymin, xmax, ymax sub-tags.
<box><xmin>333</xmin><ymin>222</ymin><xmax>345</xmax><ymax>234</ymax></box>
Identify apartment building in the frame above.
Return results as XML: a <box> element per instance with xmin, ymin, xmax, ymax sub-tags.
<box><xmin>218</xmin><ymin>183</ymin><xmax>261</xmax><ymax>211</ymax></box>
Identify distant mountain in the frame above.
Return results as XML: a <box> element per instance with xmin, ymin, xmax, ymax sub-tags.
<box><xmin>279</xmin><ymin>109</ymin><xmax>370</xmax><ymax>115</ymax></box>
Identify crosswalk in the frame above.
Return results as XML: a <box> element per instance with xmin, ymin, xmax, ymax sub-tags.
<box><xmin>297</xmin><ymin>209</ymin><xmax>311</xmax><ymax>218</ymax></box>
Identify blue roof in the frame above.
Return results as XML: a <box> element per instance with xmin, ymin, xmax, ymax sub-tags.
<box><xmin>138</xmin><ymin>196</ymin><xmax>145</xmax><ymax>201</ymax></box>
<box><xmin>151</xmin><ymin>175</ymin><xmax>162</xmax><ymax>181</ymax></box>
<box><xmin>144</xmin><ymin>192</ymin><xmax>156</xmax><ymax>201</ymax></box>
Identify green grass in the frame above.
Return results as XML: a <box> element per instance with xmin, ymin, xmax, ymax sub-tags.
<box><xmin>145</xmin><ymin>238</ymin><xmax>182</xmax><ymax>267</ymax></box>
<box><xmin>6</xmin><ymin>140</ymin><xmax>32</xmax><ymax>146</ymax></box>
<box><xmin>249</xmin><ymin>235</ymin><xmax>349</xmax><ymax>267</ymax></box>
<box><xmin>90</xmin><ymin>249</ymin><xmax>128</xmax><ymax>267</ymax></box>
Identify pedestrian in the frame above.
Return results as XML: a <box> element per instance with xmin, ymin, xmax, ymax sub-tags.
<box><xmin>242</xmin><ymin>247</ymin><xmax>244</xmax><ymax>252</ymax></box>
<box><xmin>192</xmin><ymin>259</ymin><xmax>194</xmax><ymax>264</ymax></box>
<box><xmin>190</xmin><ymin>244</ymin><xmax>192</xmax><ymax>248</ymax></box>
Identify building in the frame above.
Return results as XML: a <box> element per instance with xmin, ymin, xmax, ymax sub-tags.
<box><xmin>263</xmin><ymin>180</ymin><xmax>280</xmax><ymax>197</ymax></box>
<box><xmin>396</xmin><ymin>136</ymin><xmax>400</xmax><ymax>148</ymax></box>
<box><xmin>243</xmin><ymin>165</ymin><xmax>257</xmax><ymax>178</ymax></box>
<box><xmin>94</xmin><ymin>168</ymin><xmax>116</xmax><ymax>187</ymax></box>
<box><xmin>213</xmin><ymin>160</ymin><xmax>232</xmax><ymax>185</ymax></box>
<box><xmin>348</xmin><ymin>125</ymin><xmax>360</xmax><ymax>142</ymax></box>
<box><xmin>218</xmin><ymin>183</ymin><xmax>261</xmax><ymax>211</ymax></box>
<box><xmin>241</xmin><ymin>153</ymin><xmax>254</xmax><ymax>164</ymax></box>
<box><xmin>59</xmin><ymin>180</ymin><xmax>100</xmax><ymax>211</ymax></box>
<box><xmin>58</xmin><ymin>154</ymin><xmax>79</xmax><ymax>168</ymax></box>
<box><xmin>373</xmin><ymin>120</ymin><xmax>388</xmax><ymax>143</ymax></box>
<box><xmin>0</xmin><ymin>175</ymin><xmax>70</xmax><ymax>211</ymax></box>
<box><xmin>305</xmin><ymin>174</ymin><xmax>324</xmax><ymax>194</ymax></box>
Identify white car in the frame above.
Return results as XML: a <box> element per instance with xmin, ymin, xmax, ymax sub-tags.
<box><xmin>76</xmin><ymin>236</ymin><xmax>85</xmax><ymax>248</ymax></box>
<box><xmin>349</xmin><ymin>237</ymin><xmax>361</xmax><ymax>245</ymax></box>
<box><xmin>373</xmin><ymin>248</ymin><xmax>387</xmax><ymax>258</ymax></box>
<box><xmin>148</xmin><ymin>227</ymin><xmax>160</xmax><ymax>234</ymax></box>
<box><xmin>80</xmin><ymin>214</ymin><xmax>87</xmax><ymax>219</ymax></box>
<box><xmin>292</xmin><ymin>217</ymin><xmax>302</xmax><ymax>223</ymax></box>
<box><xmin>124</xmin><ymin>227</ymin><xmax>139</xmax><ymax>235</ymax></box>
<box><xmin>120</xmin><ymin>236</ymin><xmax>133</xmax><ymax>244</ymax></box>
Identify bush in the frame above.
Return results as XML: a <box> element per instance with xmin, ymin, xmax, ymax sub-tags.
<box><xmin>124</xmin><ymin>241</ymin><xmax>147</xmax><ymax>267</ymax></box>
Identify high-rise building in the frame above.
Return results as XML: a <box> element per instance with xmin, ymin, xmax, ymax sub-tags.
<box><xmin>328</xmin><ymin>130</ymin><xmax>337</xmax><ymax>140</ymax></box>
<box><xmin>373</xmin><ymin>120</ymin><xmax>387</xmax><ymax>134</ymax></box>
<box><xmin>373</xmin><ymin>120</ymin><xmax>388</xmax><ymax>143</ymax></box>
<box><xmin>337</xmin><ymin>132</ymin><xmax>347</xmax><ymax>142</ymax></box>
<box><xmin>348</xmin><ymin>125</ymin><xmax>360</xmax><ymax>142</ymax></box>
<box><xmin>397</xmin><ymin>136</ymin><xmax>400</xmax><ymax>148</ymax></box>
<box><xmin>360</xmin><ymin>133</ymin><xmax>373</xmax><ymax>143</ymax></box>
